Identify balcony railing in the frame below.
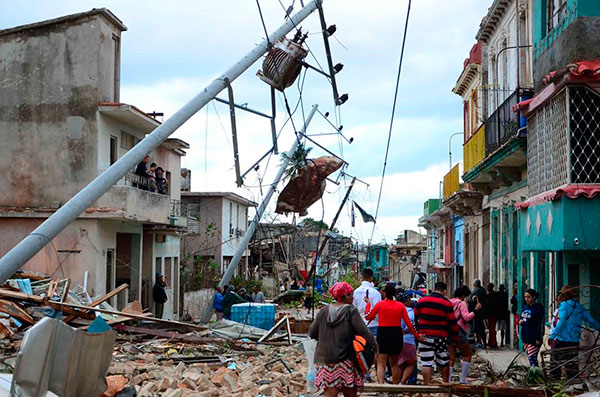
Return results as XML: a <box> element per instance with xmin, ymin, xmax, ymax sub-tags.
<box><xmin>485</xmin><ymin>89</ymin><xmax>521</xmax><ymax>154</ymax></box>
<box><xmin>420</xmin><ymin>249</ymin><xmax>443</xmax><ymax>268</ymax></box>
<box><xmin>170</xmin><ymin>199</ymin><xmax>181</xmax><ymax>217</ymax></box>
<box><xmin>463</xmin><ymin>123</ymin><xmax>485</xmax><ymax>173</ymax></box>
<box><xmin>98</xmin><ymin>169</ymin><xmax>169</xmax><ymax>195</ymax></box>
<box><xmin>443</xmin><ymin>164</ymin><xmax>460</xmax><ymax>200</ymax></box>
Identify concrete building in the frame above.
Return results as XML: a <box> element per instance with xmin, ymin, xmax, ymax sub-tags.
<box><xmin>516</xmin><ymin>0</ymin><xmax>600</xmax><ymax>319</ymax></box>
<box><xmin>0</xmin><ymin>9</ymin><xmax>188</xmax><ymax>319</ymax></box>
<box><xmin>180</xmin><ymin>192</ymin><xmax>256</xmax><ymax>284</ymax></box>
<box><xmin>389</xmin><ymin>230</ymin><xmax>427</xmax><ymax>288</ymax></box>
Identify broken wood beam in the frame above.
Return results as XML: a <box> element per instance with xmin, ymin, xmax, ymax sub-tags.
<box><xmin>88</xmin><ymin>283</ymin><xmax>128</xmax><ymax>307</ymax></box>
<box><xmin>362</xmin><ymin>384</ymin><xmax>450</xmax><ymax>394</ymax></box>
<box><xmin>0</xmin><ymin>288</ymin><xmax>44</xmax><ymax>303</ymax></box>
<box><xmin>451</xmin><ymin>384</ymin><xmax>546</xmax><ymax>397</ymax></box>
<box><xmin>0</xmin><ymin>299</ymin><xmax>35</xmax><ymax>325</ymax></box>
<box><xmin>58</xmin><ymin>301</ymin><xmax>207</xmax><ymax>330</ymax></box>
<box><xmin>258</xmin><ymin>316</ymin><xmax>291</xmax><ymax>344</ymax></box>
<box><xmin>46</xmin><ymin>301</ymin><xmax>97</xmax><ymax>320</ymax></box>
<box><xmin>61</xmin><ymin>278</ymin><xmax>71</xmax><ymax>303</ymax></box>
<box><xmin>113</xmin><ymin>324</ymin><xmax>258</xmax><ymax>351</ymax></box>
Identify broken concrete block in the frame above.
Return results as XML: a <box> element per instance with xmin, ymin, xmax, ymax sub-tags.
<box><xmin>257</xmin><ymin>383</ymin><xmax>271</xmax><ymax>394</ymax></box>
<box><xmin>137</xmin><ymin>381</ymin><xmax>157</xmax><ymax>397</ymax></box>
<box><xmin>130</xmin><ymin>372</ymin><xmax>149</xmax><ymax>386</ymax></box>
<box><xmin>175</xmin><ymin>362</ymin><xmax>186</xmax><ymax>375</ymax></box>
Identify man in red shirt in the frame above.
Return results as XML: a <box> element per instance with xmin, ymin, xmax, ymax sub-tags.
<box><xmin>415</xmin><ymin>281</ymin><xmax>459</xmax><ymax>384</ymax></box>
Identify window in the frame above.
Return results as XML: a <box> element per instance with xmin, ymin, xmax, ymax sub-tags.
<box><xmin>375</xmin><ymin>251</ymin><xmax>380</xmax><ymax>262</ymax></box>
<box><xmin>229</xmin><ymin>202</ymin><xmax>233</xmax><ymax>236</ymax></box>
<box><xmin>110</xmin><ymin>136</ymin><xmax>117</xmax><ymax>165</ymax></box>
<box><xmin>547</xmin><ymin>0</ymin><xmax>567</xmax><ymax>34</ymax></box>
<box><xmin>120</xmin><ymin>131</ymin><xmax>138</xmax><ymax>150</ymax></box>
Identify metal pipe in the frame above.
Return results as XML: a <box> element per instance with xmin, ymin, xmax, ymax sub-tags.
<box><xmin>0</xmin><ymin>0</ymin><xmax>322</xmax><ymax>283</ymax></box>
<box><xmin>316</xmin><ymin>2</ymin><xmax>341</xmax><ymax>104</ymax></box>
<box><xmin>218</xmin><ymin>104</ymin><xmax>319</xmax><ymax>289</ymax></box>
<box><xmin>214</xmin><ymin>97</ymin><xmax>272</xmax><ymax>119</ymax></box>
<box><xmin>448</xmin><ymin>132</ymin><xmax>463</xmax><ymax>170</ymax></box>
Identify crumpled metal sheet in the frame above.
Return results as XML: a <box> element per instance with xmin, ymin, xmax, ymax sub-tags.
<box><xmin>10</xmin><ymin>317</ymin><xmax>116</xmax><ymax>397</ymax></box>
<box><xmin>276</xmin><ymin>156</ymin><xmax>343</xmax><ymax>216</ymax></box>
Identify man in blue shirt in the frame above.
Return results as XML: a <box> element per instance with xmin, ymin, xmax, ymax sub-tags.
<box><xmin>213</xmin><ymin>286</ymin><xmax>226</xmax><ymax>321</ymax></box>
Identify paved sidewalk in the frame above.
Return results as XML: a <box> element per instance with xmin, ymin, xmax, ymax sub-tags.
<box><xmin>474</xmin><ymin>346</ymin><xmax>529</xmax><ymax>374</ymax></box>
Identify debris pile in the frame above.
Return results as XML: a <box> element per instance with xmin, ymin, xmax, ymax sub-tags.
<box><xmin>106</xmin><ymin>344</ymin><xmax>308</xmax><ymax>397</ymax></box>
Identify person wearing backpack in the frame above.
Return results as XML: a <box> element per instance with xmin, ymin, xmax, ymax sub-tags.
<box><xmin>449</xmin><ymin>286</ymin><xmax>481</xmax><ymax>383</ymax></box>
<box><xmin>308</xmin><ymin>282</ymin><xmax>376</xmax><ymax>396</ymax></box>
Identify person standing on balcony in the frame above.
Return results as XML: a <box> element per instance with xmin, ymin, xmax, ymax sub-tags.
<box><xmin>152</xmin><ymin>273</ymin><xmax>167</xmax><ymax>319</ymax></box>
<box><xmin>156</xmin><ymin>167</ymin><xmax>169</xmax><ymax>195</ymax></box>
<box><xmin>148</xmin><ymin>162</ymin><xmax>158</xmax><ymax>192</ymax></box>
<box><xmin>135</xmin><ymin>155</ymin><xmax>151</xmax><ymax>190</ymax></box>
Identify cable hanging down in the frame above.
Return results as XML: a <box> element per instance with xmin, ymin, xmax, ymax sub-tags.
<box><xmin>369</xmin><ymin>0</ymin><xmax>412</xmax><ymax>244</ymax></box>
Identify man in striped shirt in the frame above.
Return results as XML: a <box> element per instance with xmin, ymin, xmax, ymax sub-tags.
<box><xmin>415</xmin><ymin>281</ymin><xmax>459</xmax><ymax>384</ymax></box>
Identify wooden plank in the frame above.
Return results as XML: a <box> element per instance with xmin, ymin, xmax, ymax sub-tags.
<box><xmin>451</xmin><ymin>384</ymin><xmax>546</xmax><ymax>397</ymax></box>
<box><xmin>0</xmin><ymin>288</ymin><xmax>44</xmax><ymax>303</ymax></box>
<box><xmin>0</xmin><ymin>299</ymin><xmax>35</xmax><ymax>325</ymax></box>
<box><xmin>46</xmin><ymin>301</ymin><xmax>97</xmax><ymax>320</ymax></box>
<box><xmin>113</xmin><ymin>325</ymin><xmax>258</xmax><ymax>352</ymax></box>
<box><xmin>88</xmin><ymin>283</ymin><xmax>128</xmax><ymax>307</ymax></box>
<box><xmin>258</xmin><ymin>316</ymin><xmax>288</xmax><ymax>344</ymax></box>
<box><xmin>285</xmin><ymin>316</ymin><xmax>292</xmax><ymax>345</ymax></box>
<box><xmin>362</xmin><ymin>384</ymin><xmax>450</xmax><ymax>393</ymax></box>
<box><xmin>61</xmin><ymin>279</ymin><xmax>71</xmax><ymax>303</ymax></box>
<box><xmin>57</xmin><ymin>301</ymin><xmax>207</xmax><ymax>330</ymax></box>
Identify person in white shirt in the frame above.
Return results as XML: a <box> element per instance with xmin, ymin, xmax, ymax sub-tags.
<box><xmin>353</xmin><ymin>268</ymin><xmax>381</xmax><ymax>337</ymax></box>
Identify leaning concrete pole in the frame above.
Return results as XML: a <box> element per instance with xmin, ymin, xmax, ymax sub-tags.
<box><xmin>218</xmin><ymin>104</ymin><xmax>319</xmax><ymax>289</ymax></box>
<box><xmin>0</xmin><ymin>0</ymin><xmax>322</xmax><ymax>284</ymax></box>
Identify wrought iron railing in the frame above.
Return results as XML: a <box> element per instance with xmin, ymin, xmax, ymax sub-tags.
<box><xmin>485</xmin><ymin>89</ymin><xmax>521</xmax><ymax>154</ymax></box>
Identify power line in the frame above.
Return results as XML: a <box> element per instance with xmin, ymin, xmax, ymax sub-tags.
<box><xmin>369</xmin><ymin>0</ymin><xmax>412</xmax><ymax>244</ymax></box>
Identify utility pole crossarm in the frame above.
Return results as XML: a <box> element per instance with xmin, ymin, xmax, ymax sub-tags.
<box><xmin>0</xmin><ymin>0</ymin><xmax>323</xmax><ymax>283</ymax></box>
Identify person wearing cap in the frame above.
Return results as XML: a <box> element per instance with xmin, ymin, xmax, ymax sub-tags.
<box><xmin>365</xmin><ymin>283</ymin><xmax>423</xmax><ymax>384</ymax></box>
<box><xmin>153</xmin><ymin>273</ymin><xmax>168</xmax><ymax>318</ymax></box>
<box><xmin>309</xmin><ymin>281</ymin><xmax>376</xmax><ymax>396</ymax></box>
<box><xmin>396</xmin><ymin>291</ymin><xmax>419</xmax><ymax>384</ymax></box>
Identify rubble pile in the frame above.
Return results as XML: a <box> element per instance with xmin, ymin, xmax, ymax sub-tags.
<box><xmin>105</xmin><ymin>343</ymin><xmax>308</xmax><ymax>397</ymax></box>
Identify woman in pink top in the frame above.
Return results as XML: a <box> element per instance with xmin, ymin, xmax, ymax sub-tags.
<box><xmin>449</xmin><ymin>286</ymin><xmax>481</xmax><ymax>384</ymax></box>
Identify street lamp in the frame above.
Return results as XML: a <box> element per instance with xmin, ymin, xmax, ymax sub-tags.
<box><xmin>449</xmin><ymin>132</ymin><xmax>463</xmax><ymax>170</ymax></box>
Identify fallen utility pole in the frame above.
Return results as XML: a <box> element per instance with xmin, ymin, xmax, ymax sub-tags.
<box><xmin>0</xmin><ymin>0</ymin><xmax>322</xmax><ymax>284</ymax></box>
<box><xmin>218</xmin><ymin>105</ymin><xmax>318</xmax><ymax>288</ymax></box>
<box><xmin>306</xmin><ymin>176</ymin><xmax>356</xmax><ymax>282</ymax></box>
<box><xmin>201</xmin><ymin>105</ymin><xmax>318</xmax><ymax>323</ymax></box>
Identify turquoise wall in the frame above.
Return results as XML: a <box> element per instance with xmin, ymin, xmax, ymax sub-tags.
<box><xmin>364</xmin><ymin>245</ymin><xmax>389</xmax><ymax>279</ymax></box>
<box><xmin>519</xmin><ymin>197</ymin><xmax>600</xmax><ymax>251</ymax></box>
<box><xmin>533</xmin><ymin>0</ymin><xmax>600</xmax><ymax>55</ymax></box>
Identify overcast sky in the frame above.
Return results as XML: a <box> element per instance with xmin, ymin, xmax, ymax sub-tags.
<box><xmin>2</xmin><ymin>0</ymin><xmax>491</xmax><ymax>246</ymax></box>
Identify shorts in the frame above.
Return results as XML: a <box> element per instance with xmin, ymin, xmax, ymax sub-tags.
<box><xmin>398</xmin><ymin>343</ymin><xmax>417</xmax><ymax>365</ymax></box>
<box><xmin>419</xmin><ymin>336</ymin><xmax>449</xmax><ymax>367</ymax></box>
<box><xmin>451</xmin><ymin>328</ymin><xmax>468</xmax><ymax>345</ymax></box>
<box><xmin>377</xmin><ymin>326</ymin><xmax>404</xmax><ymax>355</ymax></box>
<box><xmin>496</xmin><ymin>319</ymin><xmax>508</xmax><ymax>331</ymax></box>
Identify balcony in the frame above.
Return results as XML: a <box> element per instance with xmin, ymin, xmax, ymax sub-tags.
<box><xmin>463</xmin><ymin>124</ymin><xmax>485</xmax><ymax>173</ymax></box>
<box><xmin>94</xmin><ymin>171</ymin><xmax>173</xmax><ymax>225</ymax></box>
<box><xmin>420</xmin><ymin>249</ymin><xmax>444</xmax><ymax>269</ymax></box>
<box><xmin>485</xmin><ymin>89</ymin><xmax>522</xmax><ymax>155</ymax></box>
<box><xmin>443</xmin><ymin>164</ymin><xmax>460</xmax><ymax>200</ymax></box>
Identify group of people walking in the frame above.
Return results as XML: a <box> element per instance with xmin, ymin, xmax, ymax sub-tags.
<box><xmin>308</xmin><ymin>269</ymin><xmax>600</xmax><ymax>396</ymax></box>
